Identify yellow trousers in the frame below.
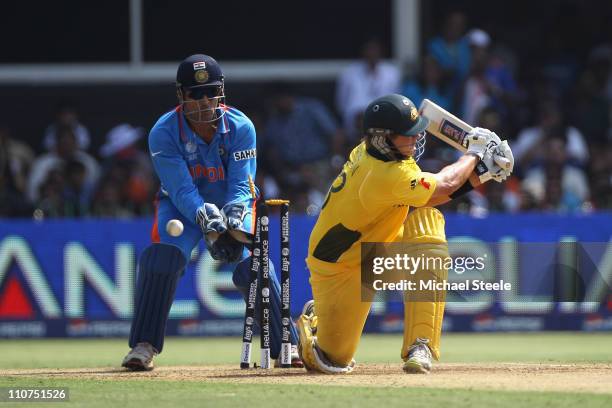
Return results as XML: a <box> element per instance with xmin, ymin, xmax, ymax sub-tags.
<box><xmin>309</xmin><ymin>207</ymin><xmax>448</xmax><ymax>366</ymax></box>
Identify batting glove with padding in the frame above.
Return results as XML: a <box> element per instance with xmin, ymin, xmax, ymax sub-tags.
<box><xmin>475</xmin><ymin>140</ymin><xmax>514</xmax><ymax>183</ymax></box>
<box><xmin>465</xmin><ymin>127</ymin><xmax>501</xmax><ymax>159</ymax></box>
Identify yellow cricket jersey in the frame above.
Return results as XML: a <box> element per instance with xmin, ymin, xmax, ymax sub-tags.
<box><xmin>307</xmin><ymin>142</ymin><xmax>437</xmax><ymax>274</ymax></box>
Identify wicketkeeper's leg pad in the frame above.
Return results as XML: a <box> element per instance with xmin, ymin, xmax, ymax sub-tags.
<box><xmin>400</xmin><ymin>207</ymin><xmax>448</xmax><ymax>361</ymax></box>
<box><xmin>129</xmin><ymin>243</ymin><xmax>186</xmax><ymax>353</ymax></box>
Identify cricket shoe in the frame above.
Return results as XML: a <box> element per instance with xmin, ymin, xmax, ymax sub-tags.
<box><xmin>297</xmin><ymin>300</ymin><xmax>317</xmax><ymax>371</ymax></box>
<box><xmin>121</xmin><ymin>342</ymin><xmax>158</xmax><ymax>371</ymax></box>
<box><xmin>301</xmin><ymin>300</ymin><xmax>316</xmax><ymax>325</ymax></box>
<box><xmin>403</xmin><ymin>338</ymin><xmax>432</xmax><ymax>374</ymax></box>
<box><xmin>296</xmin><ymin>300</ymin><xmax>354</xmax><ymax>374</ymax></box>
<box><xmin>274</xmin><ymin>344</ymin><xmax>305</xmax><ymax>368</ymax></box>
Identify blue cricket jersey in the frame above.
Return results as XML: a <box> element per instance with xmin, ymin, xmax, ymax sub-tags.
<box><xmin>148</xmin><ymin>105</ymin><xmax>257</xmax><ymax>225</ymax></box>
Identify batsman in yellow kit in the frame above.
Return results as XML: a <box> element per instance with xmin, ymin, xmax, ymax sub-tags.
<box><xmin>297</xmin><ymin>94</ymin><xmax>514</xmax><ymax>374</ymax></box>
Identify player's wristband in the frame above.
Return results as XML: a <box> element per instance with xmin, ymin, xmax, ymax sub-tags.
<box><xmin>449</xmin><ymin>180</ymin><xmax>474</xmax><ymax>199</ymax></box>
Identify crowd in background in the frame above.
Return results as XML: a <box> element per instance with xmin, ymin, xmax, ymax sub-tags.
<box><xmin>0</xmin><ymin>10</ymin><xmax>610</xmax><ymax>218</ymax></box>
<box><xmin>0</xmin><ymin>115</ymin><xmax>155</xmax><ymax>219</ymax></box>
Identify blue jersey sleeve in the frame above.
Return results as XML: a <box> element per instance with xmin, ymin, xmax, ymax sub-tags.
<box><xmin>225</xmin><ymin>119</ymin><xmax>257</xmax><ymax>205</ymax></box>
<box><xmin>149</xmin><ymin>127</ymin><xmax>204</xmax><ymax>223</ymax></box>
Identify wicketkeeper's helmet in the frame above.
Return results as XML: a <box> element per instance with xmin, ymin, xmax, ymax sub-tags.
<box><xmin>176</xmin><ymin>54</ymin><xmax>226</xmax><ymax>123</ymax></box>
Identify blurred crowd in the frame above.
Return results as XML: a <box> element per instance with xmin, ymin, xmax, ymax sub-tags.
<box><xmin>0</xmin><ymin>11</ymin><xmax>610</xmax><ymax>219</ymax></box>
<box><xmin>0</xmin><ymin>107</ymin><xmax>155</xmax><ymax>219</ymax></box>
<box><xmin>257</xmin><ymin>11</ymin><xmax>612</xmax><ymax>216</ymax></box>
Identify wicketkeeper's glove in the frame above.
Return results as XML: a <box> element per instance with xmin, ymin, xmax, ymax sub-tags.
<box><xmin>222</xmin><ymin>202</ymin><xmax>248</xmax><ymax>231</ymax></box>
<box><xmin>208</xmin><ymin>232</ymin><xmax>245</xmax><ymax>263</ymax></box>
<box><xmin>196</xmin><ymin>203</ymin><xmax>227</xmax><ymax>244</ymax></box>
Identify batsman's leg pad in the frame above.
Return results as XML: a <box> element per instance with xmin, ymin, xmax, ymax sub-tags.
<box><xmin>400</xmin><ymin>207</ymin><xmax>448</xmax><ymax>361</ymax></box>
<box><xmin>233</xmin><ymin>258</ymin><xmax>299</xmax><ymax>359</ymax></box>
<box><xmin>129</xmin><ymin>243</ymin><xmax>186</xmax><ymax>353</ymax></box>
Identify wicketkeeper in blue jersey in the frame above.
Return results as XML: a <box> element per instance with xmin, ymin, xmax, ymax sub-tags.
<box><xmin>122</xmin><ymin>54</ymin><xmax>301</xmax><ymax>371</ymax></box>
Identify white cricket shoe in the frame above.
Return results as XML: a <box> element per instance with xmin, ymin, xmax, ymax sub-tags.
<box><xmin>403</xmin><ymin>338</ymin><xmax>432</xmax><ymax>374</ymax></box>
<box><xmin>121</xmin><ymin>342</ymin><xmax>158</xmax><ymax>371</ymax></box>
<box><xmin>302</xmin><ymin>300</ymin><xmax>315</xmax><ymax>322</ymax></box>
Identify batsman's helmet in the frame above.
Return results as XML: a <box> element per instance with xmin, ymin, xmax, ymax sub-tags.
<box><xmin>363</xmin><ymin>94</ymin><xmax>428</xmax><ymax>161</ymax></box>
<box><xmin>176</xmin><ymin>54</ymin><xmax>226</xmax><ymax>123</ymax></box>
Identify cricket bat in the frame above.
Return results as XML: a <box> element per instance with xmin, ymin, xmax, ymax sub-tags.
<box><xmin>418</xmin><ymin>99</ymin><xmax>472</xmax><ymax>152</ymax></box>
<box><xmin>418</xmin><ymin>98</ymin><xmax>499</xmax><ymax>181</ymax></box>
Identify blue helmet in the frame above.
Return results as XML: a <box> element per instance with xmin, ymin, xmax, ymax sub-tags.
<box><xmin>176</xmin><ymin>54</ymin><xmax>226</xmax><ymax>124</ymax></box>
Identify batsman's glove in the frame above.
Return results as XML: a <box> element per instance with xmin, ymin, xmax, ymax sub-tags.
<box><xmin>196</xmin><ymin>203</ymin><xmax>227</xmax><ymax>245</ymax></box>
<box><xmin>476</xmin><ymin>140</ymin><xmax>515</xmax><ymax>183</ymax></box>
<box><xmin>465</xmin><ymin>127</ymin><xmax>501</xmax><ymax>159</ymax></box>
<box><xmin>492</xmin><ymin>140</ymin><xmax>514</xmax><ymax>174</ymax></box>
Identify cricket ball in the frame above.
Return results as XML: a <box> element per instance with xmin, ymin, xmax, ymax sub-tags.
<box><xmin>166</xmin><ymin>219</ymin><xmax>184</xmax><ymax>237</ymax></box>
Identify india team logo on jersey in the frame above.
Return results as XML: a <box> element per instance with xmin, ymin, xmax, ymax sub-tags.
<box><xmin>185</xmin><ymin>140</ymin><xmax>197</xmax><ymax>154</ymax></box>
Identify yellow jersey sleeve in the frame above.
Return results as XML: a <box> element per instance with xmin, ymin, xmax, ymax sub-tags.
<box><xmin>391</xmin><ymin>169</ymin><xmax>437</xmax><ymax>208</ymax></box>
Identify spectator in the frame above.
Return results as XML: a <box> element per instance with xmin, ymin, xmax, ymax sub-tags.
<box><xmin>91</xmin><ymin>177</ymin><xmax>135</xmax><ymax>218</ymax></box>
<box><xmin>513</xmin><ymin>100</ymin><xmax>589</xmax><ymax>172</ymax></box>
<box><xmin>598</xmin><ymin>46</ymin><xmax>612</xmax><ymax>103</ymax></box>
<box><xmin>36</xmin><ymin>168</ymin><xmax>65</xmax><ymax>218</ymax></box>
<box><xmin>588</xmin><ymin>145</ymin><xmax>612</xmax><ymax>210</ymax></box>
<box><xmin>336</xmin><ymin>38</ymin><xmax>400</xmax><ymax>141</ymax></box>
<box><xmin>99</xmin><ymin>124</ymin><xmax>155</xmax><ymax>215</ymax></box>
<box><xmin>43</xmin><ymin>101</ymin><xmax>91</xmax><ymax>151</ymax></box>
<box><xmin>572</xmin><ymin>48</ymin><xmax>611</xmax><ymax>145</ymax></box>
<box><xmin>28</xmin><ymin>125</ymin><xmax>101</xmax><ymax>205</ymax></box>
<box><xmin>522</xmin><ymin>133</ymin><xmax>590</xmax><ymax>212</ymax></box>
<box><xmin>261</xmin><ymin>84</ymin><xmax>344</xmax><ymax>211</ymax></box>
<box><xmin>401</xmin><ymin>55</ymin><xmax>452</xmax><ymax>111</ymax></box>
<box><xmin>462</xmin><ymin>29</ymin><xmax>519</xmax><ymax>125</ymax></box>
<box><xmin>62</xmin><ymin>159</ymin><xmax>91</xmax><ymax>217</ymax></box>
<box><xmin>0</xmin><ymin>126</ymin><xmax>34</xmax><ymax>217</ymax></box>
<box><xmin>426</xmin><ymin>11</ymin><xmax>471</xmax><ymax>104</ymax></box>
<box><xmin>540</xmin><ymin>33</ymin><xmax>580</xmax><ymax>99</ymax></box>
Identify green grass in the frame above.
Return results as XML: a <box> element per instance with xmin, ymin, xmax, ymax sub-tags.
<box><xmin>0</xmin><ymin>333</ymin><xmax>611</xmax><ymax>369</ymax></box>
<box><xmin>0</xmin><ymin>378</ymin><xmax>610</xmax><ymax>408</ymax></box>
<box><xmin>0</xmin><ymin>333</ymin><xmax>611</xmax><ymax>407</ymax></box>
